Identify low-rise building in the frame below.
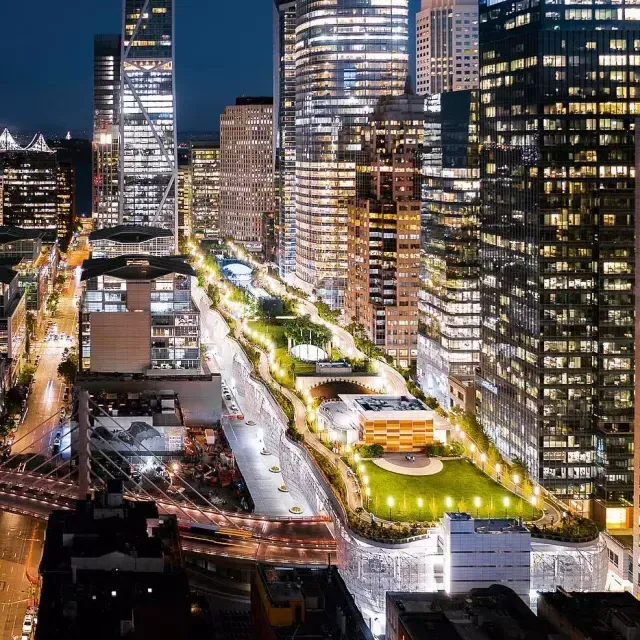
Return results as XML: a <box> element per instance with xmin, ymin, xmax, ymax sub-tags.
<box><xmin>37</xmin><ymin>479</ymin><xmax>191</xmax><ymax>640</ymax></box>
<box><xmin>252</xmin><ymin>564</ymin><xmax>373</xmax><ymax>640</ymax></box>
<box><xmin>77</xmin><ymin>389</ymin><xmax>186</xmax><ymax>462</ymax></box>
<box><xmin>79</xmin><ymin>255</ymin><xmax>200</xmax><ymax>374</ymax></box>
<box><xmin>0</xmin><ymin>226</ymin><xmax>56</xmax><ymax>323</ymax></box>
<box><xmin>386</xmin><ymin>585</ymin><xmax>551</xmax><ymax>640</ymax></box>
<box><xmin>537</xmin><ymin>589</ymin><xmax>640</xmax><ymax>639</ymax></box>
<box><xmin>0</xmin><ymin>266</ymin><xmax>26</xmax><ymax>382</ymax></box>
<box><xmin>89</xmin><ymin>225</ymin><xmax>175</xmax><ymax>259</ymax></box>
<box><xmin>317</xmin><ymin>394</ymin><xmax>438</xmax><ymax>452</ymax></box>
<box><xmin>440</xmin><ymin>513</ymin><xmax>531</xmax><ymax>600</ymax></box>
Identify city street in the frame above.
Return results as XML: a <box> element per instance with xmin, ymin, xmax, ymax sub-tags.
<box><xmin>0</xmin><ymin>512</ymin><xmax>44</xmax><ymax>640</ymax></box>
<box><xmin>13</xmin><ymin>245</ymin><xmax>86</xmax><ymax>456</ymax></box>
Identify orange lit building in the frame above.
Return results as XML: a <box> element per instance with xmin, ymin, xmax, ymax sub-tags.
<box><xmin>341</xmin><ymin>394</ymin><xmax>436</xmax><ymax>452</ymax></box>
<box><xmin>345</xmin><ymin>87</ymin><xmax>423</xmax><ymax>369</ymax></box>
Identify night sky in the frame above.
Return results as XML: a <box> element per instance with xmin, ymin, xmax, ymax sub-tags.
<box><xmin>0</xmin><ymin>0</ymin><xmax>420</xmax><ymax>136</ymax></box>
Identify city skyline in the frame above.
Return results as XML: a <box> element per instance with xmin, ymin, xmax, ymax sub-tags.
<box><xmin>0</xmin><ymin>0</ymin><xmax>423</xmax><ymax>134</ymax></box>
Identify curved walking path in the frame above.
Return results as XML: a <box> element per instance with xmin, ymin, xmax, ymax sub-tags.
<box><xmin>373</xmin><ymin>454</ymin><xmax>443</xmax><ymax>476</ymax></box>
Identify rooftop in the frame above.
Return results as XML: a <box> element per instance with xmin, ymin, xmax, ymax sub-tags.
<box><xmin>349</xmin><ymin>395</ymin><xmax>429</xmax><ymax>413</ymax></box>
<box><xmin>90</xmin><ymin>225</ymin><xmax>174</xmax><ymax>245</ymax></box>
<box><xmin>235</xmin><ymin>96</ymin><xmax>273</xmax><ymax>106</ymax></box>
<box><xmin>0</xmin><ymin>265</ymin><xmax>18</xmax><ymax>285</ymax></box>
<box><xmin>81</xmin><ymin>254</ymin><xmax>195</xmax><ymax>281</ymax></box>
<box><xmin>539</xmin><ymin>589</ymin><xmax>640</xmax><ymax>639</ymax></box>
<box><xmin>388</xmin><ymin>586</ymin><xmax>553</xmax><ymax>640</ymax></box>
<box><xmin>0</xmin><ymin>226</ymin><xmax>44</xmax><ymax>244</ymax></box>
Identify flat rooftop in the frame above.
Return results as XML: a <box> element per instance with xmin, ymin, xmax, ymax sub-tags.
<box><xmin>340</xmin><ymin>394</ymin><xmax>431</xmax><ymax>416</ymax></box>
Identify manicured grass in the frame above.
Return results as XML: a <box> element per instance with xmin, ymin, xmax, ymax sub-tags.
<box><xmin>362</xmin><ymin>458</ymin><xmax>539</xmax><ymax>522</ymax></box>
<box><xmin>247</xmin><ymin>319</ymin><xmax>316</xmax><ymax>387</ymax></box>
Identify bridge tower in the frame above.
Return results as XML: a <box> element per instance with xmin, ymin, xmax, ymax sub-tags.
<box><xmin>77</xmin><ymin>388</ymin><xmax>91</xmax><ymax>496</ymax></box>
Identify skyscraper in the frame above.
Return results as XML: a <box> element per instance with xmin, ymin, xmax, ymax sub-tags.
<box><xmin>93</xmin><ymin>34</ymin><xmax>121</xmax><ymax>230</ymax></box>
<box><xmin>219</xmin><ymin>98</ymin><xmax>274</xmax><ymax>246</ymax></box>
<box><xmin>345</xmin><ymin>90</ymin><xmax>423</xmax><ymax>369</ymax></box>
<box><xmin>418</xmin><ymin>91</ymin><xmax>480</xmax><ymax>410</ymax></box>
<box><xmin>120</xmin><ymin>0</ymin><xmax>177</xmax><ymax>248</ymax></box>
<box><xmin>0</xmin><ymin>130</ymin><xmax>58</xmax><ymax>240</ymax></box>
<box><xmin>416</xmin><ymin>0</ymin><xmax>479</xmax><ymax>96</ymax></box>
<box><xmin>177</xmin><ymin>146</ymin><xmax>191</xmax><ymax>242</ymax></box>
<box><xmin>295</xmin><ymin>0</ymin><xmax>410</xmax><ymax>309</ymax></box>
<box><xmin>273</xmin><ymin>0</ymin><xmax>296</xmax><ymax>279</ymax></box>
<box><xmin>190</xmin><ymin>142</ymin><xmax>221</xmax><ymax>239</ymax></box>
<box><xmin>478</xmin><ymin>0</ymin><xmax>638</xmax><ymax>526</ymax></box>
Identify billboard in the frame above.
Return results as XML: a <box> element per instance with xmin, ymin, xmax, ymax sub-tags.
<box><xmin>89</xmin><ymin>416</ymin><xmax>185</xmax><ymax>455</ymax></box>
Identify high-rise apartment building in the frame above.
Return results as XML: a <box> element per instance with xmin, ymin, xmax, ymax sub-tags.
<box><xmin>177</xmin><ymin>147</ymin><xmax>191</xmax><ymax>242</ymax></box>
<box><xmin>416</xmin><ymin>0</ymin><xmax>479</xmax><ymax>96</ymax></box>
<box><xmin>295</xmin><ymin>0</ymin><xmax>409</xmax><ymax>309</ymax></box>
<box><xmin>93</xmin><ymin>34</ymin><xmax>121</xmax><ymax>230</ymax></box>
<box><xmin>345</xmin><ymin>91</ymin><xmax>423</xmax><ymax>369</ymax></box>
<box><xmin>273</xmin><ymin>0</ymin><xmax>296</xmax><ymax>279</ymax></box>
<box><xmin>190</xmin><ymin>142</ymin><xmax>220</xmax><ymax>238</ymax></box>
<box><xmin>418</xmin><ymin>91</ymin><xmax>480</xmax><ymax>410</ymax></box>
<box><xmin>478</xmin><ymin>0</ymin><xmax>639</xmax><ymax>527</ymax></box>
<box><xmin>120</xmin><ymin>0</ymin><xmax>177</xmax><ymax>246</ymax></box>
<box><xmin>219</xmin><ymin>98</ymin><xmax>274</xmax><ymax>245</ymax></box>
<box><xmin>0</xmin><ymin>130</ymin><xmax>58</xmax><ymax>240</ymax></box>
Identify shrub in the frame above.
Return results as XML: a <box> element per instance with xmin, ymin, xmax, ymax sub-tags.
<box><xmin>424</xmin><ymin>441</ymin><xmax>465</xmax><ymax>457</ymax></box>
<box><xmin>357</xmin><ymin>443</ymin><xmax>384</xmax><ymax>458</ymax></box>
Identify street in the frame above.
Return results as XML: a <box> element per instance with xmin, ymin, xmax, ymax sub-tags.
<box><xmin>0</xmin><ymin>512</ymin><xmax>44</xmax><ymax>640</ymax></box>
<box><xmin>13</xmin><ymin>243</ymin><xmax>87</xmax><ymax>457</ymax></box>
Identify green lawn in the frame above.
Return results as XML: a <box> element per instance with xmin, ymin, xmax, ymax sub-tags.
<box><xmin>362</xmin><ymin>459</ymin><xmax>539</xmax><ymax>523</ymax></box>
<box><xmin>247</xmin><ymin>319</ymin><xmax>316</xmax><ymax>387</ymax></box>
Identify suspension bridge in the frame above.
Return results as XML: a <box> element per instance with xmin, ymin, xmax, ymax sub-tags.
<box><xmin>0</xmin><ymin>390</ymin><xmax>336</xmax><ymax>566</ymax></box>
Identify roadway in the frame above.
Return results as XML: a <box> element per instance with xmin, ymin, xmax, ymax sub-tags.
<box><xmin>13</xmin><ymin>256</ymin><xmax>83</xmax><ymax>456</ymax></box>
<box><xmin>0</xmin><ymin>512</ymin><xmax>44</xmax><ymax>640</ymax></box>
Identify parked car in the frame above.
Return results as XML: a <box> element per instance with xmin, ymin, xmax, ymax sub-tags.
<box><xmin>23</xmin><ymin>614</ymin><xmax>33</xmax><ymax>635</ymax></box>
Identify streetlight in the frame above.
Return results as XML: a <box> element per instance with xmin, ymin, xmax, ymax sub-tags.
<box><xmin>365</xmin><ymin>486</ymin><xmax>371</xmax><ymax>509</ymax></box>
<box><xmin>530</xmin><ymin>495</ymin><xmax>537</xmax><ymax>518</ymax></box>
<box><xmin>512</xmin><ymin>474</ymin><xmax>520</xmax><ymax>487</ymax></box>
<box><xmin>445</xmin><ymin>496</ymin><xmax>453</xmax><ymax>511</ymax></box>
<box><xmin>387</xmin><ymin>496</ymin><xmax>394</xmax><ymax>520</ymax></box>
<box><xmin>533</xmin><ymin>486</ymin><xmax>540</xmax><ymax>496</ymax></box>
<box><xmin>171</xmin><ymin>462</ymin><xmax>180</xmax><ymax>474</ymax></box>
<box><xmin>473</xmin><ymin>496</ymin><xmax>481</xmax><ymax>517</ymax></box>
<box><xmin>480</xmin><ymin>453</ymin><xmax>487</xmax><ymax>469</ymax></box>
<box><xmin>417</xmin><ymin>497</ymin><xmax>424</xmax><ymax>520</ymax></box>
<box><xmin>354</xmin><ymin>453</ymin><xmax>361</xmax><ymax>464</ymax></box>
<box><xmin>503</xmin><ymin>496</ymin><xmax>510</xmax><ymax>517</ymax></box>
<box><xmin>358</xmin><ymin>464</ymin><xmax>365</xmax><ymax>474</ymax></box>
<box><xmin>362</xmin><ymin>475</ymin><xmax>369</xmax><ymax>486</ymax></box>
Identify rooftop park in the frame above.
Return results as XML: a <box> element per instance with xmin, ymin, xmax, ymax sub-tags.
<box><xmin>359</xmin><ymin>457</ymin><xmax>542</xmax><ymax>523</ymax></box>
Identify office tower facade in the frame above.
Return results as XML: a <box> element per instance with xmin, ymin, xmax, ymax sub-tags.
<box><xmin>345</xmin><ymin>92</ymin><xmax>423</xmax><ymax>369</ymax></box>
<box><xmin>190</xmin><ymin>142</ymin><xmax>221</xmax><ymax>238</ymax></box>
<box><xmin>79</xmin><ymin>255</ymin><xmax>199</xmax><ymax>373</ymax></box>
<box><xmin>177</xmin><ymin>147</ymin><xmax>191</xmax><ymax>242</ymax></box>
<box><xmin>219</xmin><ymin>98</ymin><xmax>274</xmax><ymax>245</ymax></box>
<box><xmin>93</xmin><ymin>34</ymin><xmax>121</xmax><ymax>230</ymax></box>
<box><xmin>120</xmin><ymin>0</ymin><xmax>177</xmax><ymax>246</ymax></box>
<box><xmin>478</xmin><ymin>1</ymin><xmax>638</xmax><ymax>526</ymax></box>
<box><xmin>56</xmin><ymin>160</ymin><xmax>75</xmax><ymax>245</ymax></box>
<box><xmin>418</xmin><ymin>91</ymin><xmax>480</xmax><ymax>410</ymax></box>
<box><xmin>273</xmin><ymin>0</ymin><xmax>296</xmax><ymax>278</ymax></box>
<box><xmin>0</xmin><ymin>131</ymin><xmax>58</xmax><ymax>240</ymax></box>
<box><xmin>416</xmin><ymin>0</ymin><xmax>479</xmax><ymax>96</ymax></box>
<box><xmin>295</xmin><ymin>0</ymin><xmax>410</xmax><ymax>309</ymax></box>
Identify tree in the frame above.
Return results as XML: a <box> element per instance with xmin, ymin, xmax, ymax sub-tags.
<box><xmin>18</xmin><ymin>365</ymin><xmax>35</xmax><ymax>388</ymax></box>
<box><xmin>55</xmin><ymin>273</ymin><xmax>65</xmax><ymax>287</ymax></box>
<box><xmin>57</xmin><ymin>354</ymin><xmax>78</xmax><ymax>384</ymax></box>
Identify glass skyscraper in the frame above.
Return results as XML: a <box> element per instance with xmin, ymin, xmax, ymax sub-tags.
<box><xmin>273</xmin><ymin>0</ymin><xmax>297</xmax><ymax>279</ymax></box>
<box><xmin>93</xmin><ymin>34</ymin><xmax>121</xmax><ymax>230</ymax></box>
<box><xmin>120</xmin><ymin>0</ymin><xmax>177</xmax><ymax>249</ymax></box>
<box><xmin>294</xmin><ymin>0</ymin><xmax>410</xmax><ymax>309</ymax></box>
<box><xmin>478</xmin><ymin>0</ymin><xmax>638</xmax><ymax>526</ymax></box>
<box><xmin>418</xmin><ymin>90</ymin><xmax>480</xmax><ymax>409</ymax></box>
